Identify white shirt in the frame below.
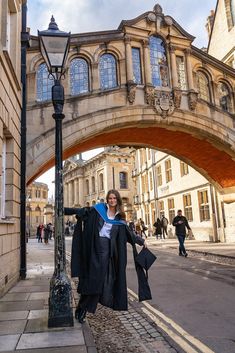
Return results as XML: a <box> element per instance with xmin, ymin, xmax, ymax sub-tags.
<box><xmin>99</xmin><ymin>206</ymin><xmax>117</xmax><ymax>239</ymax></box>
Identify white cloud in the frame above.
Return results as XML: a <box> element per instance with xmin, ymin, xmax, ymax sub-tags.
<box><xmin>28</xmin><ymin>0</ymin><xmax>216</xmax><ymax>47</ymax></box>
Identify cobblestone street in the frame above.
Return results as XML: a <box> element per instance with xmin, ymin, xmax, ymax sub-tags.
<box><xmin>83</xmin><ymin>299</ymin><xmax>178</xmax><ymax>353</ymax></box>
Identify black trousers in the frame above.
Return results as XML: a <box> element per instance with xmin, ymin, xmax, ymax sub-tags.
<box><xmin>78</xmin><ymin>237</ymin><xmax>110</xmax><ymax>313</ymax></box>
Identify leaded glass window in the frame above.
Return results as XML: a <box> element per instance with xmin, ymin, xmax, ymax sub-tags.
<box><xmin>176</xmin><ymin>56</ymin><xmax>187</xmax><ymax>90</ymax></box>
<box><xmin>149</xmin><ymin>36</ymin><xmax>169</xmax><ymax>87</ymax></box>
<box><xmin>70</xmin><ymin>58</ymin><xmax>89</xmax><ymax>95</ymax></box>
<box><xmin>132</xmin><ymin>48</ymin><xmax>142</xmax><ymax>84</ymax></box>
<box><xmin>37</xmin><ymin>63</ymin><xmax>53</xmax><ymax>101</ymax></box>
<box><xmin>120</xmin><ymin>172</ymin><xmax>128</xmax><ymax>189</ymax></box>
<box><xmin>197</xmin><ymin>72</ymin><xmax>210</xmax><ymax>102</ymax></box>
<box><xmin>218</xmin><ymin>82</ymin><xmax>231</xmax><ymax>112</ymax></box>
<box><xmin>99</xmin><ymin>54</ymin><xmax>117</xmax><ymax>89</ymax></box>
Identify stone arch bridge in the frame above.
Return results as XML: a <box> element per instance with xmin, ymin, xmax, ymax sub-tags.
<box><xmin>26</xmin><ymin>4</ymin><xmax>235</xmax><ymax>200</ymax></box>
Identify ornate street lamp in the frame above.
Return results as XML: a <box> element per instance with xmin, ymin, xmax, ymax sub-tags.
<box><xmin>38</xmin><ymin>17</ymin><xmax>73</xmax><ymax>328</ymax></box>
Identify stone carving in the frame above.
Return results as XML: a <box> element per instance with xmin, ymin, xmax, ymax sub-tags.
<box><xmin>188</xmin><ymin>90</ymin><xmax>198</xmax><ymax>110</ymax></box>
<box><xmin>145</xmin><ymin>85</ymin><xmax>155</xmax><ymax>105</ymax></box>
<box><xmin>145</xmin><ymin>86</ymin><xmax>175</xmax><ymax>117</ymax></box>
<box><xmin>173</xmin><ymin>88</ymin><xmax>182</xmax><ymax>109</ymax></box>
<box><xmin>154</xmin><ymin>4</ymin><xmax>163</xmax><ymax>14</ymax></box>
<box><xmin>127</xmin><ymin>81</ymin><xmax>137</xmax><ymax>104</ymax></box>
<box><xmin>154</xmin><ymin>90</ymin><xmax>174</xmax><ymax>118</ymax></box>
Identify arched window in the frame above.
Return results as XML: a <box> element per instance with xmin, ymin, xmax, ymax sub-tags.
<box><xmin>91</xmin><ymin>176</ymin><xmax>95</xmax><ymax>193</ymax></box>
<box><xmin>85</xmin><ymin>179</ymin><xmax>89</xmax><ymax>195</ymax></box>
<box><xmin>37</xmin><ymin>63</ymin><xmax>53</xmax><ymax>101</ymax></box>
<box><xmin>149</xmin><ymin>36</ymin><xmax>169</xmax><ymax>87</ymax></box>
<box><xmin>99</xmin><ymin>54</ymin><xmax>117</xmax><ymax>89</ymax></box>
<box><xmin>218</xmin><ymin>82</ymin><xmax>231</xmax><ymax>112</ymax></box>
<box><xmin>119</xmin><ymin>172</ymin><xmax>128</xmax><ymax>189</ymax></box>
<box><xmin>70</xmin><ymin>58</ymin><xmax>89</xmax><ymax>95</ymax></box>
<box><xmin>99</xmin><ymin>173</ymin><xmax>104</xmax><ymax>191</ymax></box>
<box><xmin>197</xmin><ymin>72</ymin><xmax>210</xmax><ymax>102</ymax></box>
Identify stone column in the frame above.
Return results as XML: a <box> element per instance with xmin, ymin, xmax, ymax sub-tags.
<box><xmin>185</xmin><ymin>48</ymin><xmax>194</xmax><ymax>91</ymax></box>
<box><xmin>91</xmin><ymin>62</ymin><xmax>99</xmax><ymax>90</ymax></box>
<box><xmin>169</xmin><ymin>45</ymin><xmax>178</xmax><ymax>88</ymax></box>
<box><xmin>64</xmin><ymin>183</ymin><xmax>68</xmax><ymax>206</ymax></box>
<box><xmin>74</xmin><ymin>178</ymin><xmax>79</xmax><ymax>206</ymax></box>
<box><xmin>185</xmin><ymin>48</ymin><xmax>198</xmax><ymax>110</ymax></box>
<box><xmin>68</xmin><ymin>181</ymin><xmax>72</xmax><ymax>207</ymax></box>
<box><xmin>125</xmin><ymin>36</ymin><xmax>134</xmax><ymax>82</ymax></box>
<box><xmin>143</xmin><ymin>39</ymin><xmax>152</xmax><ymax>85</ymax></box>
<box><xmin>78</xmin><ymin>177</ymin><xmax>84</xmax><ymax>206</ymax></box>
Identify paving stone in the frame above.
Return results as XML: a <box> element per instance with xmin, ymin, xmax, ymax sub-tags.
<box><xmin>0</xmin><ymin>347</ymin><xmax>87</xmax><ymax>353</ymax></box>
<box><xmin>28</xmin><ymin>292</ymin><xmax>49</xmax><ymax>301</ymax></box>
<box><xmin>0</xmin><ymin>293</ymin><xmax>30</xmax><ymax>302</ymax></box>
<box><xmin>0</xmin><ymin>300</ymin><xmax>45</xmax><ymax>312</ymax></box>
<box><xmin>17</xmin><ymin>330</ymin><xmax>85</xmax><ymax>349</ymax></box>
<box><xmin>28</xmin><ymin>309</ymin><xmax>48</xmax><ymax>319</ymax></box>
<box><xmin>0</xmin><ymin>311</ymin><xmax>29</xmax><ymax>321</ymax></box>
<box><xmin>25</xmin><ymin>316</ymin><xmax>81</xmax><ymax>333</ymax></box>
<box><xmin>9</xmin><ymin>286</ymin><xmax>49</xmax><ymax>293</ymax></box>
<box><xmin>0</xmin><ymin>334</ymin><xmax>20</xmax><ymax>352</ymax></box>
<box><xmin>0</xmin><ymin>320</ymin><xmax>27</xmax><ymax>335</ymax></box>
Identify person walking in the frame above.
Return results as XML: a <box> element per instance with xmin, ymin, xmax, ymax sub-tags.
<box><xmin>140</xmin><ymin>218</ymin><xmax>147</xmax><ymax>238</ymax></box>
<box><xmin>172</xmin><ymin>209</ymin><xmax>191</xmax><ymax>257</ymax></box>
<box><xmin>64</xmin><ymin>189</ymin><xmax>151</xmax><ymax>323</ymax></box>
<box><xmin>160</xmin><ymin>215</ymin><xmax>168</xmax><ymax>239</ymax></box>
<box><xmin>153</xmin><ymin>218</ymin><xmax>162</xmax><ymax>240</ymax></box>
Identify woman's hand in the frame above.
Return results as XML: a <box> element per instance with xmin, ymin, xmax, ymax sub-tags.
<box><xmin>143</xmin><ymin>239</ymin><xmax>148</xmax><ymax>248</ymax></box>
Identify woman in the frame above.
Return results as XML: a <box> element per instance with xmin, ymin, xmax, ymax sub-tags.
<box><xmin>65</xmin><ymin>189</ymin><xmax>150</xmax><ymax>323</ymax></box>
<box><xmin>153</xmin><ymin>218</ymin><xmax>162</xmax><ymax>240</ymax></box>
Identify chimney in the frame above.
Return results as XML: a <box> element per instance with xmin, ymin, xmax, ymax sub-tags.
<box><xmin>205</xmin><ymin>9</ymin><xmax>215</xmax><ymax>38</ymax></box>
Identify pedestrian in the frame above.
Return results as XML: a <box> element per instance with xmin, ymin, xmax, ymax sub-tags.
<box><xmin>44</xmin><ymin>225</ymin><xmax>49</xmax><ymax>244</ymax></box>
<box><xmin>172</xmin><ymin>209</ymin><xmax>191</xmax><ymax>257</ymax></box>
<box><xmin>64</xmin><ymin>189</ymin><xmax>151</xmax><ymax>323</ymax></box>
<box><xmin>140</xmin><ymin>218</ymin><xmax>147</xmax><ymax>238</ymax></box>
<box><xmin>135</xmin><ymin>220</ymin><xmax>141</xmax><ymax>236</ymax></box>
<box><xmin>36</xmin><ymin>224</ymin><xmax>43</xmax><ymax>243</ymax></box>
<box><xmin>160</xmin><ymin>215</ymin><xmax>168</xmax><ymax>239</ymax></box>
<box><xmin>153</xmin><ymin>218</ymin><xmax>162</xmax><ymax>240</ymax></box>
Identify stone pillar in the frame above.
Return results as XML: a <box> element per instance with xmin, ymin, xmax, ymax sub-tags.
<box><xmin>143</xmin><ymin>40</ymin><xmax>152</xmax><ymax>85</ymax></box>
<box><xmin>74</xmin><ymin>178</ymin><xmax>79</xmax><ymax>205</ymax></box>
<box><xmin>78</xmin><ymin>177</ymin><xmax>84</xmax><ymax>206</ymax></box>
<box><xmin>185</xmin><ymin>48</ymin><xmax>194</xmax><ymax>91</ymax></box>
<box><xmin>91</xmin><ymin>62</ymin><xmax>99</xmax><ymax>90</ymax></box>
<box><xmin>169</xmin><ymin>45</ymin><xmax>178</xmax><ymax>88</ymax></box>
<box><xmin>125</xmin><ymin>36</ymin><xmax>134</xmax><ymax>82</ymax></box>
<box><xmin>64</xmin><ymin>183</ymin><xmax>68</xmax><ymax>206</ymax></box>
<box><xmin>185</xmin><ymin>48</ymin><xmax>198</xmax><ymax>110</ymax></box>
<box><xmin>68</xmin><ymin>181</ymin><xmax>72</xmax><ymax>207</ymax></box>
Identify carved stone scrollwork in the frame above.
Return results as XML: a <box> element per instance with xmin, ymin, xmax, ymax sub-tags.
<box><xmin>188</xmin><ymin>90</ymin><xmax>198</xmax><ymax>110</ymax></box>
<box><xmin>173</xmin><ymin>88</ymin><xmax>182</xmax><ymax>109</ymax></box>
<box><xmin>154</xmin><ymin>91</ymin><xmax>174</xmax><ymax>118</ymax></box>
<box><xmin>145</xmin><ymin>84</ymin><xmax>155</xmax><ymax>105</ymax></box>
<box><xmin>127</xmin><ymin>81</ymin><xmax>137</xmax><ymax>104</ymax></box>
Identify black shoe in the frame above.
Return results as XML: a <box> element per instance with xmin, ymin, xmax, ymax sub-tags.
<box><xmin>179</xmin><ymin>253</ymin><xmax>183</xmax><ymax>256</ymax></box>
<box><xmin>184</xmin><ymin>253</ymin><xmax>188</xmax><ymax>258</ymax></box>
<box><xmin>75</xmin><ymin>307</ymin><xmax>87</xmax><ymax>323</ymax></box>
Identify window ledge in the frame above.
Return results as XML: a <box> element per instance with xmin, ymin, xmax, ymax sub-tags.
<box><xmin>0</xmin><ymin>217</ymin><xmax>15</xmax><ymax>225</ymax></box>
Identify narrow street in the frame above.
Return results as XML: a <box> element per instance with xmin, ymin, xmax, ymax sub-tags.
<box><xmin>126</xmin><ymin>243</ymin><xmax>235</xmax><ymax>353</ymax></box>
<box><xmin>66</xmin><ymin>237</ymin><xmax>235</xmax><ymax>353</ymax></box>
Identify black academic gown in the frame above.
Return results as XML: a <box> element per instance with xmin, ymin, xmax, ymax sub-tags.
<box><xmin>65</xmin><ymin>206</ymin><xmax>152</xmax><ymax>311</ymax></box>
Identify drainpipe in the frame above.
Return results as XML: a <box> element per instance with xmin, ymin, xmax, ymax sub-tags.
<box><xmin>210</xmin><ymin>184</ymin><xmax>219</xmax><ymax>242</ymax></box>
<box><xmin>20</xmin><ymin>1</ymin><xmax>29</xmax><ymax>279</ymax></box>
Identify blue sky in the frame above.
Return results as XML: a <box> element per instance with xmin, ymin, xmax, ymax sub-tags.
<box><xmin>28</xmin><ymin>0</ymin><xmax>217</xmax><ymax>48</ymax></box>
<box><xmin>31</xmin><ymin>0</ymin><xmax>217</xmax><ymax>194</ymax></box>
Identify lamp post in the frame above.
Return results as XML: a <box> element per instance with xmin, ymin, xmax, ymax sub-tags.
<box><xmin>28</xmin><ymin>196</ymin><xmax>31</xmax><ymax>238</ymax></box>
<box><xmin>38</xmin><ymin>17</ymin><xmax>73</xmax><ymax>328</ymax></box>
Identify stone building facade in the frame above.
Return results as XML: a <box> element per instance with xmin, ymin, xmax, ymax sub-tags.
<box><xmin>26</xmin><ymin>182</ymin><xmax>49</xmax><ymax>236</ymax></box>
<box><xmin>63</xmin><ymin>147</ymin><xmax>135</xmax><ymax>221</ymax></box>
<box><xmin>207</xmin><ymin>0</ymin><xmax>235</xmax><ymax>67</ymax></box>
<box><xmin>0</xmin><ymin>0</ymin><xmax>24</xmax><ymax>296</ymax></box>
<box><xmin>132</xmin><ymin>148</ymin><xmax>225</xmax><ymax>242</ymax></box>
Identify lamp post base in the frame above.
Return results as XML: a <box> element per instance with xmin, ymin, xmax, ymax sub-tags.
<box><xmin>48</xmin><ymin>271</ymin><xmax>74</xmax><ymax>328</ymax></box>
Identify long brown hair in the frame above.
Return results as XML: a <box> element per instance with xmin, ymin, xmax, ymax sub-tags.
<box><xmin>106</xmin><ymin>189</ymin><xmax>123</xmax><ymax>213</ymax></box>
